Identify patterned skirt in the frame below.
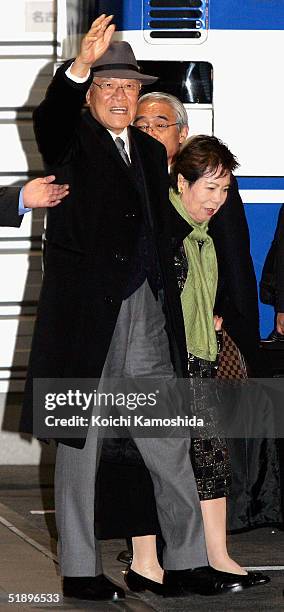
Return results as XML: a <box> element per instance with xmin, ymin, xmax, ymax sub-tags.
<box><xmin>188</xmin><ymin>352</ymin><xmax>231</xmax><ymax>500</ymax></box>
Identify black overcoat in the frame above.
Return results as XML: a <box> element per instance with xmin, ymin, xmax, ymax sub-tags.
<box><xmin>20</xmin><ymin>62</ymin><xmax>187</xmax><ymax>446</ymax></box>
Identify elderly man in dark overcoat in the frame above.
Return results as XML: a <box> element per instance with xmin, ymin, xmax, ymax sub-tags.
<box><xmin>20</xmin><ymin>15</ymin><xmax>209</xmax><ymax>602</ymax></box>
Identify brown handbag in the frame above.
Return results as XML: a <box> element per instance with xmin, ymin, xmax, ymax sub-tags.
<box><xmin>216</xmin><ymin>329</ymin><xmax>247</xmax><ymax>380</ymax></box>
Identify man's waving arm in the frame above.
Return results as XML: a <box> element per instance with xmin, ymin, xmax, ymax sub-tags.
<box><xmin>33</xmin><ymin>14</ymin><xmax>115</xmax><ymax>166</ymax></box>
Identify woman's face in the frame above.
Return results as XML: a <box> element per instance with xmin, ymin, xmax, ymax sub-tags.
<box><xmin>178</xmin><ymin>167</ymin><xmax>231</xmax><ymax>223</ymax></box>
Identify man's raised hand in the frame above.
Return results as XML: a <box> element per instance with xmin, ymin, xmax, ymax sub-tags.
<box><xmin>71</xmin><ymin>14</ymin><xmax>115</xmax><ymax>78</ymax></box>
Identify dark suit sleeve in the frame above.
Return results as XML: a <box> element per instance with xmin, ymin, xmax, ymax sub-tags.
<box><xmin>33</xmin><ymin>60</ymin><xmax>93</xmax><ymax>166</ymax></box>
<box><xmin>0</xmin><ymin>186</ymin><xmax>22</xmax><ymax>227</ymax></box>
<box><xmin>276</xmin><ymin>204</ymin><xmax>284</xmax><ymax>311</ymax></box>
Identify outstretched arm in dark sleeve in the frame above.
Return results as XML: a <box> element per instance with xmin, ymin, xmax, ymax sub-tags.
<box><xmin>33</xmin><ymin>61</ymin><xmax>92</xmax><ymax>166</ymax></box>
<box><xmin>0</xmin><ymin>186</ymin><xmax>22</xmax><ymax>227</ymax></box>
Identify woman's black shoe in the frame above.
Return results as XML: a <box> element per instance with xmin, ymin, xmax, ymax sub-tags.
<box><xmin>124</xmin><ymin>568</ymin><xmax>186</xmax><ymax>597</ymax></box>
<box><xmin>124</xmin><ymin>568</ymin><xmax>164</xmax><ymax>595</ymax></box>
<box><xmin>243</xmin><ymin>570</ymin><xmax>270</xmax><ymax>586</ymax></box>
<box><xmin>169</xmin><ymin>566</ymin><xmax>270</xmax><ymax>596</ymax></box>
<box><xmin>207</xmin><ymin>567</ymin><xmax>270</xmax><ymax>592</ymax></box>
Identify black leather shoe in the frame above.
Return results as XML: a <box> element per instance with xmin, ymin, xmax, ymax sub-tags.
<box><xmin>63</xmin><ymin>575</ymin><xmax>125</xmax><ymax>601</ymax></box>
<box><xmin>124</xmin><ymin>568</ymin><xmax>187</xmax><ymax>597</ymax></box>
<box><xmin>117</xmin><ymin>549</ymin><xmax>133</xmax><ymax>565</ymax></box>
<box><xmin>238</xmin><ymin>570</ymin><xmax>270</xmax><ymax>587</ymax></box>
<box><xmin>166</xmin><ymin>566</ymin><xmax>270</xmax><ymax>596</ymax></box>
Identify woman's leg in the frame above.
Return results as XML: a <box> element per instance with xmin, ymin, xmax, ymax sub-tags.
<box><xmin>200</xmin><ymin>497</ymin><xmax>247</xmax><ymax>574</ymax></box>
<box><xmin>131</xmin><ymin>535</ymin><xmax>163</xmax><ymax>583</ymax></box>
<box><xmin>130</xmin><ymin>498</ymin><xmax>247</xmax><ymax>581</ymax></box>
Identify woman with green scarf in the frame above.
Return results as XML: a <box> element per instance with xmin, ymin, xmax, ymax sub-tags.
<box><xmin>167</xmin><ymin>134</ymin><xmax>240</xmax><ymax>577</ymax></box>
<box><xmin>97</xmin><ymin>135</ymin><xmax>269</xmax><ymax>595</ymax></box>
<box><xmin>127</xmin><ymin>135</ymin><xmax>242</xmax><ymax>585</ymax></box>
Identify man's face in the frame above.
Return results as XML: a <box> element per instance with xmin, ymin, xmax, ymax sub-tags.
<box><xmin>86</xmin><ymin>77</ymin><xmax>141</xmax><ymax>134</ymax></box>
<box><xmin>134</xmin><ymin>100</ymin><xmax>188</xmax><ymax>165</ymax></box>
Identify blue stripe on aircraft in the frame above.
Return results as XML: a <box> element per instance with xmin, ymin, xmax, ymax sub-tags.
<box><xmin>210</xmin><ymin>0</ymin><xmax>284</xmax><ymax>30</ymax></box>
<box><xmin>93</xmin><ymin>0</ymin><xmax>284</xmax><ymax>31</ymax></box>
<box><xmin>237</xmin><ymin>177</ymin><xmax>284</xmax><ymax>190</ymax></box>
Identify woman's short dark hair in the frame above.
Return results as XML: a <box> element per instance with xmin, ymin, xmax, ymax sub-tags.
<box><xmin>170</xmin><ymin>134</ymin><xmax>239</xmax><ymax>192</ymax></box>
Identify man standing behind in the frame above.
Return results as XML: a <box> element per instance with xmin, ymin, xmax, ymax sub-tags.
<box><xmin>134</xmin><ymin>92</ymin><xmax>189</xmax><ymax>167</ymax></box>
<box><xmin>21</xmin><ymin>15</ymin><xmax>209</xmax><ymax>602</ymax></box>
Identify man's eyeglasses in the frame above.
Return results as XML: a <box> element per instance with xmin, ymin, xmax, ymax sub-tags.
<box><xmin>134</xmin><ymin>122</ymin><xmax>179</xmax><ymax>133</ymax></box>
<box><xmin>92</xmin><ymin>81</ymin><xmax>140</xmax><ymax>94</ymax></box>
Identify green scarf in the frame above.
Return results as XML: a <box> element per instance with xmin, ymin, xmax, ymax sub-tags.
<box><xmin>169</xmin><ymin>187</ymin><xmax>218</xmax><ymax>361</ymax></box>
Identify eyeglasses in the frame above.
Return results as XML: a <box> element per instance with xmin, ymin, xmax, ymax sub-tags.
<box><xmin>92</xmin><ymin>81</ymin><xmax>140</xmax><ymax>94</ymax></box>
<box><xmin>134</xmin><ymin>122</ymin><xmax>179</xmax><ymax>133</ymax></box>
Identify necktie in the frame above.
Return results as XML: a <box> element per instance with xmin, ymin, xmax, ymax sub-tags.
<box><xmin>115</xmin><ymin>137</ymin><xmax>131</xmax><ymax>166</ymax></box>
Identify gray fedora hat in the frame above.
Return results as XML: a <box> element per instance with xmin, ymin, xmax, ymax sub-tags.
<box><xmin>91</xmin><ymin>41</ymin><xmax>158</xmax><ymax>84</ymax></box>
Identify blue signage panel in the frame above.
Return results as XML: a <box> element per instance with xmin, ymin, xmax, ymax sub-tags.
<box><xmin>210</xmin><ymin>0</ymin><xmax>284</xmax><ymax>30</ymax></box>
<box><xmin>238</xmin><ymin>177</ymin><xmax>284</xmax><ymax>190</ymax></box>
<box><xmin>89</xmin><ymin>0</ymin><xmax>283</xmax><ymax>31</ymax></box>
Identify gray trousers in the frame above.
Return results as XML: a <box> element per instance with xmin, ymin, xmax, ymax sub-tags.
<box><xmin>55</xmin><ymin>280</ymin><xmax>207</xmax><ymax>576</ymax></box>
